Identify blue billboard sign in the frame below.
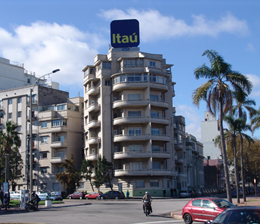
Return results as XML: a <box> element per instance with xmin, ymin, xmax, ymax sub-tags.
<box><xmin>110</xmin><ymin>19</ymin><xmax>140</xmax><ymax>48</ymax></box>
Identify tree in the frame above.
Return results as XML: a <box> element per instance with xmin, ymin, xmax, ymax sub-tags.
<box><xmin>192</xmin><ymin>50</ymin><xmax>252</xmax><ymax>202</ymax></box>
<box><xmin>94</xmin><ymin>156</ymin><xmax>113</xmax><ymax>191</ymax></box>
<box><xmin>0</xmin><ymin>121</ymin><xmax>23</xmax><ymax>188</ymax></box>
<box><xmin>230</xmin><ymin>91</ymin><xmax>255</xmax><ymax>201</ymax></box>
<box><xmin>251</xmin><ymin>108</ymin><xmax>260</xmax><ymax>134</ymax></box>
<box><xmin>55</xmin><ymin>154</ymin><xmax>81</xmax><ymax>194</ymax></box>
<box><xmin>81</xmin><ymin>160</ymin><xmax>94</xmax><ymax>192</ymax></box>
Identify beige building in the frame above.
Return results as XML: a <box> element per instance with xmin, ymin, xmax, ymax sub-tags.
<box><xmin>83</xmin><ymin>47</ymin><xmax>176</xmax><ymax>196</ymax></box>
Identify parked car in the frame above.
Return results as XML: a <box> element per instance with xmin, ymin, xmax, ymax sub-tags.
<box><xmin>98</xmin><ymin>191</ymin><xmax>125</xmax><ymax>199</ymax></box>
<box><xmin>209</xmin><ymin>206</ymin><xmax>260</xmax><ymax>224</ymax></box>
<box><xmin>36</xmin><ymin>192</ymin><xmax>50</xmax><ymax>201</ymax></box>
<box><xmin>231</xmin><ymin>188</ymin><xmax>243</xmax><ymax>197</ymax></box>
<box><xmin>50</xmin><ymin>191</ymin><xmax>63</xmax><ymax>201</ymax></box>
<box><xmin>68</xmin><ymin>192</ymin><xmax>86</xmax><ymax>199</ymax></box>
<box><xmin>180</xmin><ymin>191</ymin><xmax>191</xmax><ymax>198</ymax></box>
<box><xmin>182</xmin><ymin>197</ymin><xmax>235</xmax><ymax>224</ymax></box>
<box><xmin>10</xmin><ymin>191</ymin><xmax>21</xmax><ymax>200</ymax></box>
<box><xmin>85</xmin><ymin>192</ymin><xmax>102</xmax><ymax>199</ymax></box>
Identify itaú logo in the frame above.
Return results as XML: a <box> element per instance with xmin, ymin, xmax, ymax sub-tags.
<box><xmin>110</xmin><ymin>19</ymin><xmax>140</xmax><ymax>48</ymax></box>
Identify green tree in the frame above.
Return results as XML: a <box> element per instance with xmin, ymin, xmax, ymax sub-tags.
<box><xmin>230</xmin><ymin>91</ymin><xmax>255</xmax><ymax>201</ymax></box>
<box><xmin>0</xmin><ymin>121</ymin><xmax>23</xmax><ymax>188</ymax></box>
<box><xmin>193</xmin><ymin>50</ymin><xmax>252</xmax><ymax>202</ymax></box>
<box><xmin>94</xmin><ymin>156</ymin><xmax>113</xmax><ymax>191</ymax></box>
<box><xmin>81</xmin><ymin>160</ymin><xmax>94</xmax><ymax>192</ymax></box>
<box><xmin>55</xmin><ymin>154</ymin><xmax>81</xmax><ymax>194</ymax></box>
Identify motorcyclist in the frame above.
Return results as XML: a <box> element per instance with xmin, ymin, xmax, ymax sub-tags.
<box><xmin>31</xmin><ymin>192</ymin><xmax>39</xmax><ymax>209</ymax></box>
<box><xmin>142</xmin><ymin>191</ymin><xmax>152</xmax><ymax>213</ymax></box>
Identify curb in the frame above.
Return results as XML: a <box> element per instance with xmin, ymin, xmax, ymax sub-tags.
<box><xmin>170</xmin><ymin>210</ymin><xmax>183</xmax><ymax>220</ymax></box>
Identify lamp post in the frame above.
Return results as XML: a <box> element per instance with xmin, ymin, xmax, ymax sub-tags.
<box><xmin>29</xmin><ymin>69</ymin><xmax>60</xmax><ymax>199</ymax></box>
<box><xmin>254</xmin><ymin>178</ymin><xmax>257</xmax><ymax>198</ymax></box>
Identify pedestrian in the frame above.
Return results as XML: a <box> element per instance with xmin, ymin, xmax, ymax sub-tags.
<box><xmin>0</xmin><ymin>187</ymin><xmax>4</xmax><ymax>209</ymax></box>
<box><xmin>163</xmin><ymin>188</ymin><xmax>166</xmax><ymax>197</ymax></box>
<box><xmin>126</xmin><ymin>190</ymin><xmax>129</xmax><ymax>199</ymax></box>
<box><xmin>170</xmin><ymin>188</ymin><xmax>173</xmax><ymax>197</ymax></box>
<box><xmin>173</xmin><ymin>188</ymin><xmax>177</xmax><ymax>198</ymax></box>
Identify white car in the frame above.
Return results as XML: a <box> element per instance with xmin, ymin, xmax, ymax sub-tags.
<box><xmin>179</xmin><ymin>191</ymin><xmax>191</xmax><ymax>198</ymax></box>
<box><xmin>10</xmin><ymin>191</ymin><xmax>21</xmax><ymax>200</ymax></box>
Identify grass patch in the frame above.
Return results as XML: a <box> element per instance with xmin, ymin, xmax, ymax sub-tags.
<box><xmin>9</xmin><ymin>200</ymin><xmax>64</xmax><ymax>207</ymax></box>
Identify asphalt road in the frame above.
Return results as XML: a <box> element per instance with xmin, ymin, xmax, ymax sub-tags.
<box><xmin>0</xmin><ymin>198</ymin><xmax>189</xmax><ymax>224</ymax></box>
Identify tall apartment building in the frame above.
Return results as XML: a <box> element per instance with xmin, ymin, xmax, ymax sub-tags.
<box><xmin>83</xmin><ymin>47</ymin><xmax>176</xmax><ymax>196</ymax></box>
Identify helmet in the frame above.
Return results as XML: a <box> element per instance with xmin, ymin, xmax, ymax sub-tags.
<box><xmin>145</xmin><ymin>191</ymin><xmax>149</xmax><ymax>194</ymax></box>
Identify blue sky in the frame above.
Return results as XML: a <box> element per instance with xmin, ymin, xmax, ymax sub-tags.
<box><xmin>0</xmin><ymin>0</ymin><xmax>260</xmax><ymax>140</ymax></box>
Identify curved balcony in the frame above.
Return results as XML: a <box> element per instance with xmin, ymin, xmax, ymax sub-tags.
<box><xmin>114</xmin><ymin>151</ymin><xmax>151</xmax><ymax>159</ymax></box>
<box><xmin>150</xmin><ymin>100</ymin><xmax>169</xmax><ymax>109</ymax></box>
<box><xmin>150</xmin><ymin>83</ymin><xmax>168</xmax><ymax>92</ymax></box>
<box><xmin>175</xmin><ymin>158</ymin><xmax>184</xmax><ymax>164</ymax></box>
<box><xmin>87</xmin><ymin>120</ymin><xmax>100</xmax><ymax>129</ymax></box>
<box><xmin>114</xmin><ymin>169</ymin><xmax>172</xmax><ymax>177</ymax></box>
<box><xmin>151</xmin><ymin>151</ymin><xmax>171</xmax><ymax>159</ymax></box>
<box><xmin>114</xmin><ymin>134</ymin><xmax>150</xmax><ymax>142</ymax></box>
<box><xmin>113</xmin><ymin>116</ymin><xmax>149</xmax><ymax>126</ymax></box>
<box><xmin>174</xmin><ymin>128</ymin><xmax>185</xmax><ymax>135</ymax></box>
<box><xmin>175</xmin><ymin>142</ymin><xmax>184</xmax><ymax>151</ymax></box>
<box><xmin>83</xmin><ymin>74</ymin><xmax>99</xmax><ymax>85</ymax></box>
<box><xmin>50</xmin><ymin>157</ymin><xmax>66</xmax><ymax>164</ymax></box>
<box><xmin>151</xmin><ymin>134</ymin><xmax>170</xmax><ymax>142</ymax></box>
<box><xmin>113</xmin><ymin>81</ymin><xmax>149</xmax><ymax>92</ymax></box>
<box><xmin>50</xmin><ymin>141</ymin><xmax>68</xmax><ymax>148</ymax></box>
<box><xmin>113</xmin><ymin>99</ymin><xmax>149</xmax><ymax>109</ymax></box>
<box><xmin>87</xmin><ymin>137</ymin><xmax>100</xmax><ymax>145</ymax></box>
<box><xmin>87</xmin><ymin>103</ymin><xmax>100</xmax><ymax>113</ymax></box>
<box><xmin>50</xmin><ymin>126</ymin><xmax>68</xmax><ymax>133</ymax></box>
<box><xmin>87</xmin><ymin>86</ymin><xmax>100</xmax><ymax>96</ymax></box>
<box><xmin>151</xmin><ymin>117</ymin><xmax>170</xmax><ymax>125</ymax></box>
<box><xmin>86</xmin><ymin>154</ymin><xmax>98</xmax><ymax>161</ymax></box>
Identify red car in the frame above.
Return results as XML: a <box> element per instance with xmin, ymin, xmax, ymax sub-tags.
<box><xmin>182</xmin><ymin>197</ymin><xmax>235</xmax><ymax>224</ymax></box>
<box><xmin>68</xmin><ymin>192</ymin><xmax>86</xmax><ymax>199</ymax></box>
<box><xmin>85</xmin><ymin>192</ymin><xmax>102</xmax><ymax>199</ymax></box>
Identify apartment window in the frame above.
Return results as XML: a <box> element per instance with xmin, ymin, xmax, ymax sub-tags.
<box><xmin>120</xmin><ymin>75</ymin><xmax>126</xmax><ymax>82</ymax></box>
<box><xmin>57</xmin><ymin>104</ymin><xmax>65</xmax><ymax>111</ymax></box>
<box><xmin>149</xmin><ymin>61</ymin><xmax>156</xmax><ymax>67</ymax></box>
<box><xmin>8</xmin><ymin>99</ymin><xmax>12</xmax><ymax>105</ymax></box>
<box><xmin>18</xmin><ymin>97</ymin><xmax>22</xmax><ymax>103</ymax></box>
<box><xmin>52</xmin><ymin>119</ymin><xmax>66</xmax><ymax>127</ymax></box>
<box><xmin>53</xmin><ymin>136</ymin><xmax>64</xmax><ymax>143</ymax></box>
<box><xmin>129</xmin><ymin>145</ymin><xmax>142</xmax><ymax>152</ymax></box>
<box><xmin>128</xmin><ymin>94</ymin><xmax>141</xmax><ymax>100</ymax></box>
<box><xmin>17</xmin><ymin>111</ymin><xmax>22</xmax><ymax>117</ymax></box>
<box><xmin>41</xmin><ymin>121</ymin><xmax>47</xmax><ymax>128</ymax></box>
<box><xmin>27</xmin><ymin>78</ymin><xmax>31</xmax><ymax>84</ymax></box>
<box><xmin>54</xmin><ymin>166</ymin><xmax>64</xmax><ymax>174</ymax></box>
<box><xmin>124</xmin><ymin>59</ymin><xmax>131</xmax><ymax>67</ymax></box>
<box><xmin>41</xmin><ymin>152</ymin><xmax>48</xmax><ymax>159</ymax></box>
<box><xmin>102</xmin><ymin>62</ymin><xmax>111</xmax><ymax>69</ymax></box>
<box><xmin>40</xmin><ymin>136</ymin><xmax>48</xmax><ymax>144</ymax></box>
<box><xmin>152</xmin><ymin>161</ymin><xmax>161</xmax><ymax>169</ymax></box>
<box><xmin>129</xmin><ymin>127</ymin><xmax>141</xmax><ymax>136</ymax></box>
<box><xmin>40</xmin><ymin>167</ymin><xmax>48</xmax><ymax>174</ymax></box>
<box><xmin>150</xmin><ymin>180</ymin><xmax>159</xmax><ymax>187</ymax></box>
<box><xmin>143</xmin><ymin>74</ymin><xmax>148</xmax><ymax>81</ymax></box>
<box><xmin>139</xmin><ymin>59</ymin><xmax>144</xmax><ymax>66</ymax></box>
<box><xmin>105</xmin><ymin>80</ymin><xmax>111</xmax><ymax>86</ymax></box>
<box><xmin>150</xmin><ymin>75</ymin><xmax>167</xmax><ymax>84</ymax></box>
<box><xmin>130</xmin><ymin>162</ymin><xmax>142</xmax><ymax>170</ymax></box>
<box><xmin>151</xmin><ymin>111</ymin><xmax>159</xmax><ymax>118</ymax></box>
<box><xmin>127</xmin><ymin>74</ymin><xmax>142</xmax><ymax>82</ymax></box>
<box><xmin>136</xmin><ymin>180</ymin><xmax>145</xmax><ymax>188</ymax></box>
<box><xmin>17</xmin><ymin>126</ymin><xmax>21</xmax><ymax>133</ymax></box>
<box><xmin>128</xmin><ymin>111</ymin><xmax>141</xmax><ymax>117</ymax></box>
<box><xmin>150</xmin><ymin>95</ymin><xmax>159</xmax><ymax>101</ymax></box>
<box><xmin>8</xmin><ymin>113</ymin><xmax>12</xmax><ymax>119</ymax></box>
<box><xmin>151</xmin><ymin>128</ymin><xmax>160</xmax><ymax>135</ymax></box>
<box><xmin>152</xmin><ymin>145</ymin><xmax>160</xmax><ymax>152</ymax></box>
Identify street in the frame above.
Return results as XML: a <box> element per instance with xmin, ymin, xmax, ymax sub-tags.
<box><xmin>0</xmin><ymin>198</ymin><xmax>188</xmax><ymax>224</ymax></box>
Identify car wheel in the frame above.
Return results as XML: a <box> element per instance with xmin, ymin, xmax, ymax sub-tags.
<box><xmin>69</xmin><ymin>196</ymin><xmax>72</xmax><ymax>199</ymax></box>
<box><xmin>184</xmin><ymin>213</ymin><xmax>193</xmax><ymax>224</ymax></box>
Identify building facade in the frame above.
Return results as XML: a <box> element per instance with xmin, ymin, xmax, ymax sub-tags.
<box><xmin>83</xmin><ymin>47</ymin><xmax>176</xmax><ymax>196</ymax></box>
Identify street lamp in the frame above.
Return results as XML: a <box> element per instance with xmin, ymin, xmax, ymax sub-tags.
<box><xmin>254</xmin><ymin>178</ymin><xmax>257</xmax><ymax>198</ymax></box>
<box><xmin>29</xmin><ymin>69</ymin><xmax>60</xmax><ymax>199</ymax></box>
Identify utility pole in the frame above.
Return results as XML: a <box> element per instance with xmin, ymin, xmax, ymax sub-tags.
<box><xmin>5</xmin><ymin>154</ymin><xmax>9</xmax><ymax>182</ymax></box>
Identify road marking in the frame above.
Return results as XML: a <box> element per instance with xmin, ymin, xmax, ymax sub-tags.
<box><xmin>132</xmin><ymin>220</ymin><xmax>180</xmax><ymax>224</ymax></box>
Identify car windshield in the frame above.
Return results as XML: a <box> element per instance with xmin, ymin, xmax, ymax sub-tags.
<box><xmin>212</xmin><ymin>199</ymin><xmax>235</xmax><ymax>208</ymax></box>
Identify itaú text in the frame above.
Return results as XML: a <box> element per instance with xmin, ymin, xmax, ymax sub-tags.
<box><xmin>112</xmin><ymin>33</ymin><xmax>138</xmax><ymax>44</ymax></box>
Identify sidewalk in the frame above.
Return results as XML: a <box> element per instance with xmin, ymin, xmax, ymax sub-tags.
<box><xmin>171</xmin><ymin>195</ymin><xmax>260</xmax><ymax>220</ymax></box>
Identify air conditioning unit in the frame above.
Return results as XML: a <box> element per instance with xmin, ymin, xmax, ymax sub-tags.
<box><xmin>114</xmin><ymin>130</ymin><xmax>117</xmax><ymax>135</ymax></box>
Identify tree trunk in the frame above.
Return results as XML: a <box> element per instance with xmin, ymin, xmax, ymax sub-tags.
<box><xmin>219</xmin><ymin>100</ymin><xmax>232</xmax><ymax>203</ymax></box>
<box><xmin>240</xmin><ymin>136</ymin><xmax>246</xmax><ymax>202</ymax></box>
<box><xmin>233</xmin><ymin>137</ymin><xmax>240</xmax><ymax>203</ymax></box>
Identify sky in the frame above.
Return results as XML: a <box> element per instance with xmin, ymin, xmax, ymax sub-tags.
<box><xmin>0</xmin><ymin>0</ymin><xmax>260</xmax><ymax>141</ymax></box>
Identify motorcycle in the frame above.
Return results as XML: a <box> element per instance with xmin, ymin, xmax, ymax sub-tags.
<box><xmin>25</xmin><ymin>199</ymin><xmax>38</xmax><ymax>212</ymax></box>
<box><xmin>143</xmin><ymin>200</ymin><xmax>151</xmax><ymax>216</ymax></box>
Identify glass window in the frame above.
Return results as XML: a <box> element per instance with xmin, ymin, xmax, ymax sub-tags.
<box><xmin>149</xmin><ymin>61</ymin><xmax>156</xmax><ymax>67</ymax></box>
<box><xmin>152</xmin><ymin>145</ymin><xmax>160</xmax><ymax>152</ymax></box>
<box><xmin>136</xmin><ymin>180</ymin><xmax>145</xmax><ymax>188</ymax></box>
<box><xmin>18</xmin><ymin>97</ymin><xmax>22</xmax><ymax>103</ymax></box>
<box><xmin>151</xmin><ymin>111</ymin><xmax>159</xmax><ymax>118</ymax></box>
<box><xmin>8</xmin><ymin>113</ymin><xmax>12</xmax><ymax>119</ymax></box>
<box><xmin>102</xmin><ymin>62</ymin><xmax>111</xmax><ymax>69</ymax></box>
<box><xmin>105</xmin><ymin>80</ymin><xmax>111</xmax><ymax>86</ymax></box>
<box><xmin>41</xmin><ymin>121</ymin><xmax>47</xmax><ymax>128</ymax></box>
<box><xmin>120</xmin><ymin>75</ymin><xmax>126</xmax><ymax>82</ymax></box>
<box><xmin>128</xmin><ymin>127</ymin><xmax>142</xmax><ymax>136</ymax></box>
<box><xmin>203</xmin><ymin>200</ymin><xmax>215</xmax><ymax>208</ymax></box>
<box><xmin>57</xmin><ymin>104</ymin><xmax>65</xmax><ymax>111</ymax></box>
<box><xmin>130</xmin><ymin>162</ymin><xmax>142</xmax><ymax>170</ymax></box>
<box><xmin>17</xmin><ymin>126</ymin><xmax>21</xmax><ymax>132</ymax></box>
<box><xmin>150</xmin><ymin>180</ymin><xmax>159</xmax><ymax>187</ymax></box>
<box><xmin>151</xmin><ymin>128</ymin><xmax>160</xmax><ymax>135</ymax></box>
<box><xmin>128</xmin><ymin>94</ymin><xmax>141</xmax><ymax>100</ymax></box>
<box><xmin>8</xmin><ymin>99</ymin><xmax>12</xmax><ymax>105</ymax></box>
<box><xmin>139</xmin><ymin>59</ymin><xmax>144</xmax><ymax>66</ymax></box>
<box><xmin>41</xmin><ymin>136</ymin><xmax>48</xmax><ymax>144</ymax></box>
<box><xmin>129</xmin><ymin>145</ymin><xmax>142</xmax><ymax>152</ymax></box>
<box><xmin>128</xmin><ymin>111</ymin><xmax>141</xmax><ymax>117</ymax></box>
<box><xmin>150</xmin><ymin>95</ymin><xmax>159</xmax><ymax>101</ymax></box>
<box><xmin>152</xmin><ymin>161</ymin><xmax>161</xmax><ymax>169</ymax></box>
<box><xmin>17</xmin><ymin>111</ymin><xmax>22</xmax><ymax>117</ymax></box>
<box><xmin>192</xmin><ymin>199</ymin><xmax>202</xmax><ymax>207</ymax></box>
<box><xmin>41</xmin><ymin>152</ymin><xmax>48</xmax><ymax>159</ymax></box>
<box><xmin>52</xmin><ymin>119</ymin><xmax>66</xmax><ymax>127</ymax></box>
<box><xmin>40</xmin><ymin>167</ymin><xmax>48</xmax><ymax>174</ymax></box>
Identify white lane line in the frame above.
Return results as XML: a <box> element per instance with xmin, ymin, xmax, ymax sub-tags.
<box><xmin>132</xmin><ymin>220</ymin><xmax>181</xmax><ymax>224</ymax></box>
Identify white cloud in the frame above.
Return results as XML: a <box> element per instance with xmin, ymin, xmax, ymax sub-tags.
<box><xmin>100</xmin><ymin>9</ymin><xmax>249</xmax><ymax>42</ymax></box>
<box><xmin>175</xmin><ymin>104</ymin><xmax>203</xmax><ymax>141</ymax></box>
<box><xmin>0</xmin><ymin>22</ymin><xmax>106</xmax><ymax>86</ymax></box>
<box><xmin>246</xmin><ymin>74</ymin><xmax>260</xmax><ymax>97</ymax></box>
<box><xmin>246</xmin><ymin>43</ymin><xmax>256</xmax><ymax>52</ymax></box>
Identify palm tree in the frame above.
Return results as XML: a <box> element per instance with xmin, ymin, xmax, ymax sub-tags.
<box><xmin>251</xmin><ymin>108</ymin><xmax>260</xmax><ymax>134</ymax></box>
<box><xmin>230</xmin><ymin>91</ymin><xmax>256</xmax><ymax>201</ymax></box>
<box><xmin>193</xmin><ymin>50</ymin><xmax>252</xmax><ymax>202</ymax></box>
